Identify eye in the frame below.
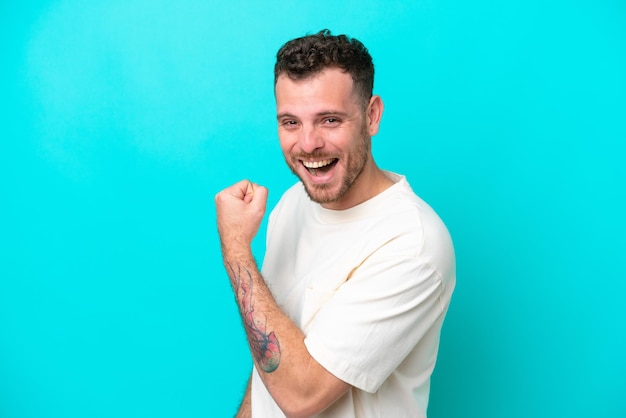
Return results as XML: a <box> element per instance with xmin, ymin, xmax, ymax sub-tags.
<box><xmin>323</xmin><ymin>117</ymin><xmax>341</xmax><ymax>125</ymax></box>
<box><xmin>280</xmin><ymin>119</ymin><xmax>298</xmax><ymax>128</ymax></box>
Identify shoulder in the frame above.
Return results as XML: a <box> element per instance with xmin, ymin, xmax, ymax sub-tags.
<box><xmin>371</xmin><ymin>173</ymin><xmax>449</xmax><ymax>240</ymax></box>
<box><xmin>376</xmin><ymin>173</ymin><xmax>456</xmax><ymax>277</ymax></box>
<box><xmin>266</xmin><ymin>182</ymin><xmax>310</xmax><ymax>238</ymax></box>
<box><xmin>270</xmin><ymin>182</ymin><xmax>307</xmax><ymax>218</ymax></box>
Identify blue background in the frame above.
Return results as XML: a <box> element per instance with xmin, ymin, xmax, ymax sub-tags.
<box><xmin>1</xmin><ymin>1</ymin><xmax>625</xmax><ymax>417</ymax></box>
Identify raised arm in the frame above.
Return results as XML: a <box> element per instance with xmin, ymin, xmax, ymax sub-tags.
<box><xmin>215</xmin><ymin>180</ymin><xmax>349</xmax><ymax>418</ymax></box>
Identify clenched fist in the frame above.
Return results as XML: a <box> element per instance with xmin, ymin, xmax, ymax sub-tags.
<box><xmin>215</xmin><ymin>180</ymin><xmax>268</xmax><ymax>252</ymax></box>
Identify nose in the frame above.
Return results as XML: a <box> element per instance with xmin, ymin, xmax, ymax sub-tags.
<box><xmin>299</xmin><ymin>125</ymin><xmax>324</xmax><ymax>154</ymax></box>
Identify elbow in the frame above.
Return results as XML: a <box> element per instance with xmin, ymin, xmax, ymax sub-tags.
<box><xmin>270</xmin><ymin>360</ymin><xmax>350</xmax><ymax>417</ymax></box>
<box><xmin>278</xmin><ymin>389</ymin><xmax>345</xmax><ymax>418</ymax></box>
<box><xmin>281</xmin><ymin>404</ymin><xmax>319</xmax><ymax>418</ymax></box>
<box><xmin>277</xmin><ymin>391</ymin><xmax>329</xmax><ymax>418</ymax></box>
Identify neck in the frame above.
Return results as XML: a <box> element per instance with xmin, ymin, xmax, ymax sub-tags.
<box><xmin>322</xmin><ymin>160</ymin><xmax>394</xmax><ymax>211</ymax></box>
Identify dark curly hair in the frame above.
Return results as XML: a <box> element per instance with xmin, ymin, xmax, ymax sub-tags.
<box><xmin>274</xmin><ymin>29</ymin><xmax>374</xmax><ymax>108</ymax></box>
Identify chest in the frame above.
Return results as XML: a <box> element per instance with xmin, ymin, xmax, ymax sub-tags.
<box><xmin>261</xmin><ymin>218</ymin><xmax>368</xmax><ymax>330</ymax></box>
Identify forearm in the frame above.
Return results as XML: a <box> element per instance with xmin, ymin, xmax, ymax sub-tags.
<box><xmin>222</xmin><ymin>245</ymin><xmax>306</xmax><ymax>377</ymax></box>
<box><xmin>216</xmin><ymin>180</ymin><xmax>349</xmax><ymax>417</ymax></box>
<box><xmin>222</xmin><ymin>246</ymin><xmax>347</xmax><ymax>417</ymax></box>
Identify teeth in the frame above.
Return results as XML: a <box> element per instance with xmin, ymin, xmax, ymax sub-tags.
<box><xmin>303</xmin><ymin>159</ymin><xmax>334</xmax><ymax>169</ymax></box>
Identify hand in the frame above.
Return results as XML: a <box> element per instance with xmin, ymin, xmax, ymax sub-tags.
<box><xmin>215</xmin><ymin>180</ymin><xmax>268</xmax><ymax>251</ymax></box>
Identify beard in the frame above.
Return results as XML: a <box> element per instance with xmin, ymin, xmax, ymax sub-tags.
<box><xmin>285</xmin><ymin>127</ymin><xmax>371</xmax><ymax>206</ymax></box>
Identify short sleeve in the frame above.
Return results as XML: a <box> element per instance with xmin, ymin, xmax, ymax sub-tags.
<box><xmin>303</xmin><ymin>232</ymin><xmax>451</xmax><ymax>393</ymax></box>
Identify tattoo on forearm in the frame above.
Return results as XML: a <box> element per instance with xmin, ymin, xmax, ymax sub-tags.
<box><xmin>227</xmin><ymin>263</ymin><xmax>281</xmax><ymax>373</ymax></box>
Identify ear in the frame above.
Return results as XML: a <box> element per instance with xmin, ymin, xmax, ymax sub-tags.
<box><xmin>366</xmin><ymin>95</ymin><xmax>384</xmax><ymax>136</ymax></box>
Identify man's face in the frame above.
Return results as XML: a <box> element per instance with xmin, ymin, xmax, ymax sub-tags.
<box><xmin>275</xmin><ymin>68</ymin><xmax>378</xmax><ymax>210</ymax></box>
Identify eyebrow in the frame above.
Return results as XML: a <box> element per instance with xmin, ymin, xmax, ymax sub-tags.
<box><xmin>276</xmin><ymin>112</ymin><xmax>296</xmax><ymax>120</ymax></box>
<box><xmin>276</xmin><ymin>110</ymin><xmax>350</xmax><ymax>120</ymax></box>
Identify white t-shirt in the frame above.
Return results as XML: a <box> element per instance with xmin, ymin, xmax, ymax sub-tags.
<box><xmin>251</xmin><ymin>172</ymin><xmax>456</xmax><ymax>417</ymax></box>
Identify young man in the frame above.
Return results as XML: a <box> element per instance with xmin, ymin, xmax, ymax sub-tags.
<box><xmin>215</xmin><ymin>30</ymin><xmax>455</xmax><ymax>418</ymax></box>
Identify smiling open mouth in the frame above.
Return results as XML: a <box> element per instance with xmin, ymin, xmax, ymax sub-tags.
<box><xmin>302</xmin><ymin>159</ymin><xmax>338</xmax><ymax>176</ymax></box>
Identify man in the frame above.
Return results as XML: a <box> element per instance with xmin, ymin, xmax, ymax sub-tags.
<box><xmin>215</xmin><ymin>30</ymin><xmax>455</xmax><ymax>418</ymax></box>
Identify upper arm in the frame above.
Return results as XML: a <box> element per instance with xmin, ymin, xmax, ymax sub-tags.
<box><xmin>253</xmin><ymin>355</ymin><xmax>351</xmax><ymax>418</ymax></box>
<box><xmin>304</xmin><ymin>235</ymin><xmax>454</xmax><ymax>393</ymax></box>
<box><xmin>266</xmin><ymin>344</ymin><xmax>351</xmax><ymax>417</ymax></box>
